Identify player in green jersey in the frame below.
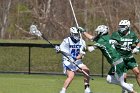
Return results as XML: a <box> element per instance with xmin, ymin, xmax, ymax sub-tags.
<box><xmin>109</xmin><ymin>20</ymin><xmax>140</xmax><ymax>93</ymax></box>
<box><xmin>78</xmin><ymin>25</ymin><xmax>137</xmax><ymax>93</ymax></box>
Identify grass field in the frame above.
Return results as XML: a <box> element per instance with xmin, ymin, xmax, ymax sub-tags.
<box><xmin>0</xmin><ymin>40</ymin><xmax>140</xmax><ymax>93</ymax></box>
<box><xmin>0</xmin><ymin>74</ymin><xmax>139</xmax><ymax>93</ymax></box>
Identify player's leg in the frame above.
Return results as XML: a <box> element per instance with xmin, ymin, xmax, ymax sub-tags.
<box><xmin>60</xmin><ymin>61</ymin><xmax>76</xmax><ymax>93</ymax></box>
<box><xmin>106</xmin><ymin>74</ymin><xmax>134</xmax><ymax>93</ymax></box>
<box><xmin>106</xmin><ymin>66</ymin><xmax>132</xmax><ymax>93</ymax></box>
<box><xmin>123</xmin><ymin>59</ymin><xmax>128</xmax><ymax>83</ymax></box>
<box><xmin>106</xmin><ymin>74</ymin><xmax>120</xmax><ymax>85</ymax></box>
<box><xmin>76</xmin><ymin>61</ymin><xmax>91</xmax><ymax>93</ymax></box>
<box><xmin>122</xmin><ymin>68</ymin><xmax>128</xmax><ymax>93</ymax></box>
<box><xmin>60</xmin><ymin>70</ymin><xmax>75</xmax><ymax>93</ymax></box>
<box><xmin>81</xmin><ymin>65</ymin><xmax>91</xmax><ymax>92</ymax></box>
<box><xmin>132</xmin><ymin>67</ymin><xmax>140</xmax><ymax>87</ymax></box>
<box><xmin>115</xmin><ymin>63</ymin><xmax>137</xmax><ymax>93</ymax></box>
<box><xmin>126</xmin><ymin>58</ymin><xmax>140</xmax><ymax>87</ymax></box>
<box><xmin>107</xmin><ymin>66</ymin><xmax>120</xmax><ymax>85</ymax></box>
<box><xmin>119</xmin><ymin>74</ymin><xmax>137</xmax><ymax>93</ymax></box>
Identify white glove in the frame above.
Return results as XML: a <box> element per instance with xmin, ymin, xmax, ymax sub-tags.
<box><xmin>80</xmin><ymin>49</ymin><xmax>86</xmax><ymax>55</ymax></box>
<box><xmin>132</xmin><ymin>46</ymin><xmax>140</xmax><ymax>54</ymax></box>
<box><xmin>109</xmin><ymin>40</ymin><xmax>118</xmax><ymax>45</ymax></box>
<box><xmin>88</xmin><ymin>46</ymin><xmax>95</xmax><ymax>52</ymax></box>
<box><xmin>55</xmin><ymin>45</ymin><xmax>60</xmax><ymax>53</ymax></box>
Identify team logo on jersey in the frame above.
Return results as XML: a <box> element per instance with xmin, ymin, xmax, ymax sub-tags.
<box><xmin>69</xmin><ymin>45</ymin><xmax>82</xmax><ymax>48</ymax></box>
<box><xmin>120</xmin><ymin>38</ymin><xmax>133</xmax><ymax>42</ymax></box>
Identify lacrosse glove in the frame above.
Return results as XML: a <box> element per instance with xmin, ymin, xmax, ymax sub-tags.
<box><xmin>78</xmin><ymin>27</ymin><xmax>86</xmax><ymax>33</ymax></box>
<box><xmin>132</xmin><ymin>46</ymin><xmax>140</xmax><ymax>54</ymax></box>
<box><xmin>55</xmin><ymin>45</ymin><xmax>60</xmax><ymax>53</ymax></box>
<box><xmin>88</xmin><ymin>46</ymin><xmax>95</xmax><ymax>52</ymax></box>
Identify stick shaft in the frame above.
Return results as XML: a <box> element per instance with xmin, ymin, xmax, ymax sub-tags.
<box><xmin>61</xmin><ymin>51</ymin><xmax>94</xmax><ymax>80</ymax></box>
<box><xmin>41</xmin><ymin>34</ymin><xmax>93</xmax><ymax>80</ymax></box>
<box><xmin>68</xmin><ymin>0</ymin><xmax>83</xmax><ymax>39</ymax></box>
<box><xmin>69</xmin><ymin>0</ymin><xmax>79</xmax><ymax>27</ymax></box>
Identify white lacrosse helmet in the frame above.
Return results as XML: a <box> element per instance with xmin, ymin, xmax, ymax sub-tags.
<box><xmin>70</xmin><ymin>27</ymin><xmax>80</xmax><ymax>42</ymax></box>
<box><xmin>95</xmin><ymin>25</ymin><xmax>109</xmax><ymax>36</ymax></box>
<box><xmin>118</xmin><ymin>20</ymin><xmax>130</xmax><ymax>35</ymax></box>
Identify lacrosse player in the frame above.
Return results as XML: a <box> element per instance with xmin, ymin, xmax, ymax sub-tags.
<box><xmin>55</xmin><ymin>27</ymin><xmax>92</xmax><ymax>93</ymax></box>
<box><xmin>109</xmin><ymin>19</ymin><xmax>140</xmax><ymax>93</ymax></box>
<box><xmin>78</xmin><ymin>25</ymin><xmax>137</xmax><ymax>93</ymax></box>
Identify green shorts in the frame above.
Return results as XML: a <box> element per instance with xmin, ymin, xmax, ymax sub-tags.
<box><xmin>123</xmin><ymin>57</ymin><xmax>138</xmax><ymax>73</ymax></box>
<box><xmin>108</xmin><ymin>62</ymin><xmax>125</xmax><ymax>77</ymax></box>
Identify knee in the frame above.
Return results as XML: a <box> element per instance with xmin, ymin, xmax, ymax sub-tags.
<box><xmin>67</xmin><ymin>73</ymin><xmax>75</xmax><ymax>80</ymax></box>
<box><xmin>83</xmin><ymin>66</ymin><xmax>90</xmax><ymax>73</ymax></box>
<box><xmin>133</xmin><ymin>67</ymin><xmax>140</xmax><ymax>76</ymax></box>
<box><xmin>84</xmin><ymin>68</ymin><xmax>90</xmax><ymax>72</ymax></box>
<box><xmin>67</xmin><ymin>75</ymin><xmax>74</xmax><ymax>81</ymax></box>
<box><xmin>136</xmin><ymin>72</ymin><xmax>140</xmax><ymax>79</ymax></box>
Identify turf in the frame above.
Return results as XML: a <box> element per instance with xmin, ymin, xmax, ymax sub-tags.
<box><xmin>0</xmin><ymin>74</ymin><xmax>139</xmax><ymax>93</ymax></box>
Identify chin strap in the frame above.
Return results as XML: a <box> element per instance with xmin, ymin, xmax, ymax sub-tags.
<box><xmin>70</xmin><ymin>36</ymin><xmax>80</xmax><ymax>43</ymax></box>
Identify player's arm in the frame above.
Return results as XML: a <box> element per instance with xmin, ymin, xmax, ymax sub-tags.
<box><xmin>136</xmin><ymin>42</ymin><xmax>140</xmax><ymax>47</ymax></box>
<box><xmin>77</xmin><ymin>27</ymin><xmax>95</xmax><ymax>40</ymax></box>
<box><xmin>78</xmin><ymin>27</ymin><xmax>97</xmax><ymax>52</ymax></box>
<box><xmin>132</xmin><ymin>39</ymin><xmax>140</xmax><ymax>53</ymax></box>
<box><xmin>76</xmin><ymin>54</ymin><xmax>84</xmax><ymax>60</ymax></box>
<box><xmin>71</xmin><ymin>51</ymin><xmax>85</xmax><ymax>61</ymax></box>
<box><xmin>83</xmin><ymin>32</ymin><xmax>95</xmax><ymax>40</ymax></box>
<box><xmin>132</xmin><ymin>43</ymin><xmax>140</xmax><ymax>54</ymax></box>
<box><xmin>109</xmin><ymin>32</ymin><xmax>119</xmax><ymax>45</ymax></box>
<box><xmin>77</xmin><ymin>41</ymin><xmax>86</xmax><ymax>59</ymax></box>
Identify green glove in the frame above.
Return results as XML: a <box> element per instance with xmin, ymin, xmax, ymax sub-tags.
<box><xmin>78</xmin><ymin>27</ymin><xmax>86</xmax><ymax>33</ymax></box>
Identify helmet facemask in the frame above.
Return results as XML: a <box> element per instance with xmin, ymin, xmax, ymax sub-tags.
<box><xmin>118</xmin><ymin>25</ymin><xmax>129</xmax><ymax>35</ymax></box>
<box><xmin>118</xmin><ymin>20</ymin><xmax>130</xmax><ymax>35</ymax></box>
<box><xmin>70</xmin><ymin>33</ymin><xmax>80</xmax><ymax>41</ymax></box>
<box><xmin>70</xmin><ymin>27</ymin><xmax>80</xmax><ymax>43</ymax></box>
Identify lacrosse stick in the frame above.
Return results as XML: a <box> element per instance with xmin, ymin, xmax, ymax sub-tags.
<box><xmin>68</xmin><ymin>0</ymin><xmax>83</xmax><ymax>39</ymax></box>
<box><xmin>68</xmin><ymin>0</ymin><xmax>79</xmax><ymax>27</ymax></box>
<box><xmin>29</xmin><ymin>25</ymin><xmax>94</xmax><ymax>80</ymax></box>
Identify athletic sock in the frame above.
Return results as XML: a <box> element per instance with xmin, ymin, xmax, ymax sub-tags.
<box><xmin>84</xmin><ymin>83</ymin><xmax>90</xmax><ymax>89</ymax></box>
<box><xmin>62</xmin><ymin>87</ymin><xmax>66</xmax><ymax>91</ymax></box>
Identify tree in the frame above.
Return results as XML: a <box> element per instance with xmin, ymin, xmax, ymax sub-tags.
<box><xmin>0</xmin><ymin>0</ymin><xmax>11</xmax><ymax>39</ymax></box>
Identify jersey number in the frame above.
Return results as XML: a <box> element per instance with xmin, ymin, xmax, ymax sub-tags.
<box><xmin>121</xmin><ymin>41</ymin><xmax>132</xmax><ymax>51</ymax></box>
<box><xmin>71</xmin><ymin>49</ymin><xmax>80</xmax><ymax>57</ymax></box>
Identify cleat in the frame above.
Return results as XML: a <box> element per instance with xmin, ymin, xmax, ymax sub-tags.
<box><xmin>60</xmin><ymin>90</ymin><xmax>65</xmax><ymax>93</ymax></box>
<box><xmin>85</xmin><ymin>87</ymin><xmax>91</xmax><ymax>93</ymax></box>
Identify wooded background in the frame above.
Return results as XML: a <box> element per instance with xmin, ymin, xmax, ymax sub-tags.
<box><xmin>0</xmin><ymin>0</ymin><xmax>140</xmax><ymax>40</ymax></box>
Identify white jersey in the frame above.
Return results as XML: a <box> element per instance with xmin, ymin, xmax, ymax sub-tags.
<box><xmin>60</xmin><ymin>37</ymin><xmax>86</xmax><ymax>60</ymax></box>
<box><xmin>59</xmin><ymin>37</ymin><xmax>86</xmax><ymax>73</ymax></box>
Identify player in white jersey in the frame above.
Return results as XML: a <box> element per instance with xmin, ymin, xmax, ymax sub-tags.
<box><xmin>57</xmin><ymin>27</ymin><xmax>91</xmax><ymax>93</ymax></box>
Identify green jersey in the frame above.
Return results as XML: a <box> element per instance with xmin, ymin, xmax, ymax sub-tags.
<box><xmin>94</xmin><ymin>35</ymin><xmax>121</xmax><ymax>64</ymax></box>
<box><xmin>111</xmin><ymin>30</ymin><xmax>139</xmax><ymax>58</ymax></box>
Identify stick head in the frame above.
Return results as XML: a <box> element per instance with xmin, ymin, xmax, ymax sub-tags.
<box><xmin>30</xmin><ymin>25</ymin><xmax>42</xmax><ymax>37</ymax></box>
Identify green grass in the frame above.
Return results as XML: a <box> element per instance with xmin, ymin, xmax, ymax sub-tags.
<box><xmin>0</xmin><ymin>39</ymin><xmax>140</xmax><ymax>75</ymax></box>
<box><xmin>0</xmin><ymin>74</ymin><xmax>139</xmax><ymax>93</ymax></box>
<box><xmin>0</xmin><ymin>40</ymin><xmax>139</xmax><ymax>93</ymax></box>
